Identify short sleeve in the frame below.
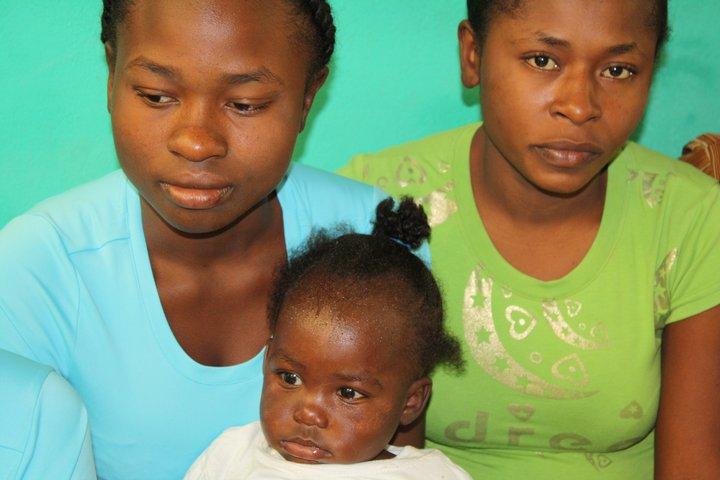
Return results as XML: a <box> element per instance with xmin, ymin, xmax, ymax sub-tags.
<box><xmin>666</xmin><ymin>185</ymin><xmax>720</xmax><ymax>323</ymax></box>
<box><xmin>0</xmin><ymin>214</ymin><xmax>79</xmax><ymax>374</ymax></box>
<box><xmin>16</xmin><ymin>372</ymin><xmax>97</xmax><ymax>480</ymax></box>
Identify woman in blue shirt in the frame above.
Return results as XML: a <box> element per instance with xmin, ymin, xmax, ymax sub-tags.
<box><xmin>0</xmin><ymin>1</ymin><xmax>382</xmax><ymax>478</ymax></box>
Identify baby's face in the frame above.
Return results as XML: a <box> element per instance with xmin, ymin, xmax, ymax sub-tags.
<box><xmin>260</xmin><ymin>302</ymin><xmax>418</xmax><ymax>464</ymax></box>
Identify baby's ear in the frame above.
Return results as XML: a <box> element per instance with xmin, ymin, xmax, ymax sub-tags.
<box><xmin>399</xmin><ymin>377</ymin><xmax>432</xmax><ymax>426</ymax></box>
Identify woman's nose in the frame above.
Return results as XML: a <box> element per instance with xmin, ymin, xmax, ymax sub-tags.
<box><xmin>293</xmin><ymin>398</ymin><xmax>329</xmax><ymax>429</ymax></box>
<box><xmin>550</xmin><ymin>71</ymin><xmax>602</xmax><ymax>126</ymax></box>
<box><xmin>167</xmin><ymin>105</ymin><xmax>228</xmax><ymax>162</ymax></box>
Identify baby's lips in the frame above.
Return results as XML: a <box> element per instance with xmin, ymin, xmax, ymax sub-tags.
<box><xmin>280</xmin><ymin>438</ymin><xmax>332</xmax><ymax>463</ymax></box>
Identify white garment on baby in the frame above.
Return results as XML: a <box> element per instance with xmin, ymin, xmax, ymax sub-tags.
<box><xmin>184</xmin><ymin>421</ymin><xmax>473</xmax><ymax>479</ymax></box>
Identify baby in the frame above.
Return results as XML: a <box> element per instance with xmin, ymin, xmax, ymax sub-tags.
<box><xmin>185</xmin><ymin>198</ymin><xmax>471</xmax><ymax>479</ymax></box>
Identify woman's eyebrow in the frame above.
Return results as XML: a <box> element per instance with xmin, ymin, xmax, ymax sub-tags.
<box><xmin>534</xmin><ymin>32</ymin><xmax>571</xmax><ymax>49</ymax></box>
<box><xmin>607</xmin><ymin>42</ymin><xmax>638</xmax><ymax>55</ymax></box>
<box><xmin>532</xmin><ymin>32</ymin><xmax>639</xmax><ymax>57</ymax></box>
<box><xmin>222</xmin><ymin>66</ymin><xmax>283</xmax><ymax>86</ymax></box>
<box><xmin>123</xmin><ymin>56</ymin><xmax>283</xmax><ymax>86</ymax></box>
<box><xmin>125</xmin><ymin>56</ymin><xmax>180</xmax><ymax>80</ymax></box>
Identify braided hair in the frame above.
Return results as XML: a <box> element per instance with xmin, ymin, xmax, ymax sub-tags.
<box><xmin>268</xmin><ymin>197</ymin><xmax>464</xmax><ymax>379</ymax></box>
<box><xmin>100</xmin><ymin>0</ymin><xmax>335</xmax><ymax>78</ymax></box>
<box><xmin>466</xmin><ymin>0</ymin><xmax>670</xmax><ymax>56</ymax></box>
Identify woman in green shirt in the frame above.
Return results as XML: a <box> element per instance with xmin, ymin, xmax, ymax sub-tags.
<box><xmin>341</xmin><ymin>1</ymin><xmax>720</xmax><ymax>478</ymax></box>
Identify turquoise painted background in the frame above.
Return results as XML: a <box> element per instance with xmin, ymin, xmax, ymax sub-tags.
<box><xmin>1</xmin><ymin>1</ymin><xmax>718</xmax><ymax>227</ymax></box>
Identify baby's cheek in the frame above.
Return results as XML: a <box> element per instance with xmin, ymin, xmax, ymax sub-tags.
<box><xmin>341</xmin><ymin>411</ymin><xmax>395</xmax><ymax>460</ymax></box>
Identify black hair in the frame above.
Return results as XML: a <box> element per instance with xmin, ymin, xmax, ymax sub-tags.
<box><xmin>100</xmin><ymin>0</ymin><xmax>335</xmax><ymax>78</ymax></box>
<box><xmin>467</xmin><ymin>0</ymin><xmax>670</xmax><ymax>56</ymax></box>
<box><xmin>268</xmin><ymin>197</ymin><xmax>464</xmax><ymax>378</ymax></box>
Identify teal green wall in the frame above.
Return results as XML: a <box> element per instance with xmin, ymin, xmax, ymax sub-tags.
<box><xmin>1</xmin><ymin>1</ymin><xmax>718</xmax><ymax>227</ymax></box>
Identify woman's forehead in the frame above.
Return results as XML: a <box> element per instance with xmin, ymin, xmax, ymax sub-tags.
<box><xmin>487</xmin><ymin>0</ymin><xmax>658</xmax><ymax>48</ymax></box>
<box><xmin>114</xmin><ymin>0</ymin><xmax>310</xmax><ymax>84</ymax></box>
<box><xmin>491</xmin><ymin>0</ymin><xmax>655</xmax><ymax>37</ymax></box>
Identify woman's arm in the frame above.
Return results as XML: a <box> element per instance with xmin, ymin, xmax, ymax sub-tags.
<box><xmin>655</xmin><ymin>304</ymin><xmax>720</xmax><ymax>479</ymax></box>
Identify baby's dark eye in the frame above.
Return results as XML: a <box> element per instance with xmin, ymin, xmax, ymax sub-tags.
<box><xmin>601</xmin><ymin>65</ymin><xmax>635</xmax><ymax>79</ymax></box>
<box><xmin>338</xmin><ymin>387</ymin><xmax>365</xmax><ymax>401</ymax></box>
<box><xmin>280</xmin><ymin>372</ymin><xmax>302</xmax><ymax>386</ymax></box>
<box><xmin>525</xmin><ymin>55</ymin><xmax>559</xmax><ymax>71</ymax></box>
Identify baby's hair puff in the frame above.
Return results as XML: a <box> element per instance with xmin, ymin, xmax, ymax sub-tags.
<box><xmin>269</xmin><ymin>197</ymin><xmax>464</xmax><ymax>379</ymax></box>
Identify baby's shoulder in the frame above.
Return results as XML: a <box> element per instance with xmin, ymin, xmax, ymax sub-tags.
<box><xmin>389</xmin><ymin>445</ymin><xmax>473</xmax><ymax>479</ymax></box>
<box><xmin>184</xmin><ymin>422</ymin><xmax>264</xmax><ymax>480</ymax></box>
<box><xmin>206</xmin><ymin>421</ymin><xmax>264</xmax><ymax>451</ymax></box>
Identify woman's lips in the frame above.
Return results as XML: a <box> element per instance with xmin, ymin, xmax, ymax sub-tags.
<box><xmin>532</xmin><ymin>141</ymin><xmax>603</xmax><ymax>168</ymax></box>
<box><xmin>280</xmin><ymin>438</ymin><xmax>332</xmax><ymax>463</ymax></box>
<box><xmin>160</xmin><ymin>182</ymin><xmax>233</xmax><ymax>210</ymax></box>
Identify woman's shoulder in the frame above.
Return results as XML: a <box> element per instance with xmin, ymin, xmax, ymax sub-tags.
<box><xmin>280</xmin><ymin>163</ymin><xmax>384</xmax><ymax>233</ymax></box>
<box><xmin>1</xmin><ymin>170</ymin><xmax>131</xmax><ymax>256</ymax></box>
<box><xmin>338</xmin><ymin>123</ymin><xmax>479</xmax><ymax>196</ymax></box>
<box><xmin>621</xmin><ymin>142</ymin><xmax>719</xmax><ymax>199</ymax></box>
<box><xmin>284</xmin><ymin>162</ymin><xmax>379</xmax><ymax>199</ymax></box>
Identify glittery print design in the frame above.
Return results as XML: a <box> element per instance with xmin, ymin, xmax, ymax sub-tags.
<box><xmin>585</xmin><ymin>453</ymin><xmax>613</xmax><ymax>471</ymax></box>
<box><xmin>627</xmin><ymin>170</ymin><xmax>668</xmax><ymax>208</ymax></box>
<box><xmin>542</xmin><ymin>301</ymin><xmax>609</xmax><ymax>350</ymax></box>
<box><xmin>416</xmin><ymin>181</ymin><xmax>458</xmax><ymax>227</ymax></box>
<box><xmin>395</xmin><ymin>156</ymin><xmax>427</xmax><ymax>187</ymax></box>
<box><xmin>619</xmin><ymin>401</ymin><xmax>644</xmax><ymax>419</ymax></box>
<box><xmin>508</xmin><ymin>403</ymin><xmax>536</xmax><ymax>422</ymax></box>
<box><xmin>506</xmin><ymin>305</ymin><xmax>537</xmax><ymax>340</ymax></box>
<box><xmin>654</xmin><ymin>248</ymin><xmax>678</xmax><ymax>329</ymax></box>
<box><xmin>551</xmin><ymin>354</ymin><xmax>589</xmax><ymax>387</ymax></box>
<box><xmin>463</xmin><ymin>265</ymin><xmax>598</xmax><ymax>399</ymax></box>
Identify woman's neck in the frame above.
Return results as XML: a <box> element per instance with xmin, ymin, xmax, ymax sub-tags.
<box><xmin>470</xmin><ymin>127</ymin><xmax>607</xmax><ymax>226</ymax></box>
<box><xmin>141</xmin><ymin>193</ymin><xmax>283</xmax><ymax>267</ymax></box>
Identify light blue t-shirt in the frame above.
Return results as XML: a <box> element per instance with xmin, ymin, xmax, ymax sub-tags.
<box><xmin>0</xmin><ymin>349</ymin><xmax>96</xmax><ymax>480</ymax></box>
<box><xmin>0</xmin><ymin>164</ymin><xmax>384</xmax><ymax>480</ymax></box>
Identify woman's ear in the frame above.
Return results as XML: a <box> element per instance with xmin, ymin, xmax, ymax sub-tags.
<box><xmin>104</xmin><ymin>43</ymin><xmax>116</xmax><ymax>113</ymax></box>
<box><xmin>400</xmin><ymin>377</ymin><xmax>432</xmax><ymax>426</ymax></box>
<box><xmin>300</xmin><ymin>67</ymin><xmax>329</xmax><ymax>132</ymax></box>
<box><xmin>458</xmin><ymin>20</ymin><xmax>481</xmax><ymax>88</ymax></box>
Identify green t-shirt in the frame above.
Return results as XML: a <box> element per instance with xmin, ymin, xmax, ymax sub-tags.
<box><xmin>340</xmin><ymin>123</ymin><xmax>720</xmax><ymax>479</ymax></box>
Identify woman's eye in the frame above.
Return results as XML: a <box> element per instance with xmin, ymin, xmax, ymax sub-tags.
<box><xmin>338</xmin><ymin>387</ymin><xmax>365</xmax><ymax>401</ymax></box>
<box><xmin>136</xmin><ymin>91</ymin><xmax>174</xmax><ymax>105</ymax></box>
<box><xmin>526</xmin><ymin>55</ymin><xmax>559</xmax><ymax>71</ymax></box>
<box><xmin>280</xmin><ymin>372</ymin><xmax>302</xmax><ymax>386</ymax></box>
<box><xmin>228</xmin><ymin>102</ymin><xmax>268</xmax><ymax>115</ymax></box>
<box><xmin>601</xmin><ymin>65</ymin><xmax>635</xmax><ymax>79</ymax></box>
